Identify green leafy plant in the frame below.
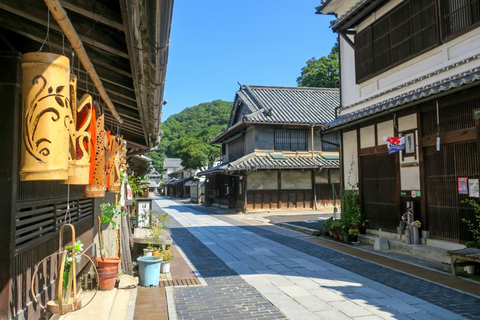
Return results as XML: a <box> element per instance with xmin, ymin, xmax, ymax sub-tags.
<box><xmin>100</xmin><ymin>203</ymin><xmax>124</xmax><ymax>230</ymax></box>
<box><xmin>128</xmin><ymin>174</ymin><xmax>148</xmax><ymax>202</ymax></box>
<box><xmin>150</xmin><ymin>212</ymin><xmax>169</xmax><ymax>246</ymax></box>
<box><xmin>331</xmin><ymin>219</ymin><xmax>342</xmax><ymax>233</ymax></box>
<box><xmin>341</xmin><ymin>218</ymin><xmax>352</xmax><ymax>234</ymax></box>
<box><xmin>160</xmin><ymin>248</ymin><xmax>174</xmax><ymax>262</ymax></box>
<box><xmin>146</xmin><ymin>241</ymin><xmax>157</xmax><ymax>250</ymax></box>
<box><xmin>63</xmin><ymin>241</ymin><xmax>83</xmax><ymax>293</ymax></box>
<box><xmin>461</xmin><ymin>199</ymin><xmax>480</xmax><ymax>246</ymax></box>
<box><xmin>323</xmin><ymin>217</ymin><xmax>333</xmax><ymax>233</ymax></box>
<box><xmin>348</xmin><ymin>228</ymin><xmax>359</xmax><ymax>236</ymax></box>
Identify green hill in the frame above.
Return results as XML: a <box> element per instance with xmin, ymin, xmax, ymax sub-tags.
<box><xmin>147</xmin><ymin>100</ymin><xmax>232</xmax><ymax>172</ymax></box>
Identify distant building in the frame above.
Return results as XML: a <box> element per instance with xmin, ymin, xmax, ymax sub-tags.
<box><xmin>199</xmin><ymin>85</ymin><xmax>340</xmax><ymax>212</ymax></box>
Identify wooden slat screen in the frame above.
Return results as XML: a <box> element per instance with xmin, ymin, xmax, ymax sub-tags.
<box><xmin>16</xmin><ymin>197</ymin><xmax>94</xmax><ymax>250</ymax></box>
<box><xmin>421</xmin><ymin>98</ymin><xmax>478</xmax><ymax>136</ymax></box>
<box><xmin>354</xmin><ymin>0</ymin><xmax>440</xmax><ymax>83</ymax></box>
<box><xmin>321</xmin><ymin>132</ymin><xmax>340</xmax><ymax>152</ymax></box>
<box><xmin>360</xmin><ymin>153</ymin><xmax>398</xmax><ymax>231</ymax></box>
<box><xmin>274</xmin><ymin>130</ymin><xmax>307</xmax><ymax>151</ymax></box>
<box><xmin>424</xmin><ymin>142</ymin><xmax>478</xmax><ymax>242</ymax></box>
<box><xmin>440</xmin><ymin>0</ymin><xmax>480</xmax><ymax>38</ymax></box>
<box><xmin>355</xmin><ymin>27</ymin><xmax>374</xmax><ymax>82</ymax></box>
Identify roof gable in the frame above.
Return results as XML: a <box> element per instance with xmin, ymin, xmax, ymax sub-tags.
<box><xmin>228</xmin><ymin>85</ymin><xmax>339</xmax><ymax>128</ymax></box>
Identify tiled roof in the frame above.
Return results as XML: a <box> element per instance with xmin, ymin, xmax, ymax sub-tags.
<box><xmin>230</xmin><ymin>85</ymin><xmax>339</xmax><ymax>127</ymax></box>
<box><xmin>198</xmin><ymin>153</ymin><xmax>339</xmax><ymax>176</ymax></box>
<box><xmin>163</xmin><ymin>158</ymin><xmax>183</xmax><ymax>169</ymax></box>
<box><xmin>323</xmin><ymin>68</ymin><xmax>480</xmax><ymax>131</ymax></box>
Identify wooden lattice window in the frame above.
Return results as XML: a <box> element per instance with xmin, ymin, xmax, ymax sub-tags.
<box><xmin>321</xmin><ymin>132</ymin><xmax>340</xmax><ymax>152</ymax></box>
<box><xmin>274</xmin><ymin>130</ymin><xmax>307</xmax><ymax>151</ymax></box>
<box><xmin>440</xmin><ymin>0</ymin><xmax>480</xmax><ymax>39</ymax></box>
<box><xmin>355</xmin><ymin>0</ymin><xmax>439</xmax><ymax>83</ymax></box>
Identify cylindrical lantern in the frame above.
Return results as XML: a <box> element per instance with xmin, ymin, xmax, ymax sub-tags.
<box><xmin>66</xmin><ymin>75</ymin><xmax>77</xmax><ymax>178</ymax></box>
<box><xmin>64</xmin><ymin>93</ymin><xmax>93</xmax><ymax>185</ymax></box>
<box><xmin>83</xmin><ymin>113</ymin><xmax>106</xmax><ymax>198</ymax></box>
<box><xmin>107</xmin><ymin>136</ymin><xmax>121</xmax><ymax>193</ymax></box>
<box><xmin>20</xmin><ymin>52</ymin><xmax>71</xmax><ymax>181</ymax></box>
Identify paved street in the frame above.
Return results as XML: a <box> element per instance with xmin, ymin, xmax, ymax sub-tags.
<box><xmin>153</xmin><ymin>197</ymin><xmax>480</xmax><ymax>320</ymax></box>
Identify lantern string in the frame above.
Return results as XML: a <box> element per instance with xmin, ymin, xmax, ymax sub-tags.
<box><xmin>38</xmin><ymin>9</ymin><xmax>51</xmax><ymax>52</ymax></box>
<box><xmin>62</xmin><ymin>32</ymin><xmax>65</xmax><ymax>56</ymax></box>
<box><xmin>64</xmin><ymin>182</ymin><xmax>71</xmax><ymax>225</ymax></box>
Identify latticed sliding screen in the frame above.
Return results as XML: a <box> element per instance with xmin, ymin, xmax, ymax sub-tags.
<box><xmin>274</xmin><ymin>130</ymin><xmax>307</xmax><ymax>151</ymax></box>
<box><xmin>440</xmin><ymin>0</ymin><xmax>480</xmax><ymax>38</ymax></box>
<box><xmin>354</xmin><ymin>0</ymin><xmax>480</xmax><ymax>83</ymax></box>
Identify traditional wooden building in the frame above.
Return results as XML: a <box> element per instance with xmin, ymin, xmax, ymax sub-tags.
<box><xmin>317</xmin><ymin>0</ymin><xmax>480</xmax><ymax>244</ymax></box>
<box><xmin>0</xmin><ymin>1</ymin><xmax>173</xmax><ymax>319</ymax></box>
<box><xmin>199</xmin><ymin>85</ymin><xmax>341</xmax><ymax>212</ymax></box>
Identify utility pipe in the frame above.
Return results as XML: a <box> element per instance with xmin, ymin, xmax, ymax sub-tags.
<box><xmin>43</xmin><ymin>0</ymin><xmax>123</xmax><ymax>124</ymax></box>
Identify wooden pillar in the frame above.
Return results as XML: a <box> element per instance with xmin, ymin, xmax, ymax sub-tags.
<box><xmin>312</xmin><ymin>169</ymin><xmax>317</xmax><ymax>210</ymax></box>
<box><xmin>0</xmin><ymin>52</ymin><xmax>22</xmax><ymax>319</ymax></box>
<box><xmin>244</xmin><ymin>175</ymin><xmax>248</xmax><ymax>213</ymax></box>
<box><xmin>417</xmin><ymin>111</ymin><xmax>428</xmax><ymax>230</ymax></box>
<box><xmin>278</xmin><ymin>170</ymin><xmax>282</xmax><ymax>209</ymax></box>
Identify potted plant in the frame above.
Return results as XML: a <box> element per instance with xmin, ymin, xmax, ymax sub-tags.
<box><xmin>160</xmin><ymin>248</ymin><xmax>174</xmax><ymax>274</ymax></box>
<box><xmin>341</xmin><ymin>219</ymin><xmax>351</xmax><ymax>242</ymax></box>
<box><xmin>348</xmin><ymin>228</ymin><xmax>359</xmax><ymax>242</ymax></box>
<box><xmin>144</xmin><ymin>242</ymin><xmax>156</xmax><ymax>256</ymax></box>
<box><xmin>323</xmin><ymin>217</ymin><xmax>334</xmax><ymax>236</ymax></box>
<box><xmin>331</xmin><ymin>219</ymin><xmax>342</xmax><ymax>239</ymax></box>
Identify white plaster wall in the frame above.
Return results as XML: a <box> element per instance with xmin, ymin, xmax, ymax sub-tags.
<box><xmin>376</xmin><ymin>120</ymin><xmax>393</xmax><ymax>146</ymax></box>
<box><xmin>343</xmin><ymin>130</ymin><xmax>358</xmax><ymax>189</ymax></box>
<box><xmin>398</xmin><ymin>113</ymin><xmax>420</xmax><ymax>190</ymax></box>
<box><xmin>360</xmin><ymin>125</ymin><xmax>375</xmax><ymax>148</ymax></box>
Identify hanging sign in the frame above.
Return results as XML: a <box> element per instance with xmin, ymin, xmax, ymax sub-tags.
<box><xmin>458</xmin><ymin>177</ymin><xmax>468</xmax><ymax>195</ymax></box>
<box><xmin>383</xmin><ymin>136</ymin><xmax>405</xmax><ymax>154</ymax></box>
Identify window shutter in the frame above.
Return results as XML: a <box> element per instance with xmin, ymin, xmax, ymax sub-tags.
<box><xmin>355</xmin><ymin>26</ymin><xmax>374</xmax><ymax>83</ymax></box>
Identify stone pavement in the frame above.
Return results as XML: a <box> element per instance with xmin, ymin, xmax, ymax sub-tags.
<box><xmin>154</xmin><ymin>197</ymin><xmax>480</xmax><ymax>320</ymax></box>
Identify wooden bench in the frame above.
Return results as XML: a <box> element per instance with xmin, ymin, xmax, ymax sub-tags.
<box><xmin>132</xmin><ymin>228</ymin><xmax>173</xmax><ymax>259</ymax></box>
<box><xmin>446</xmin><ymin>248</ymin><xmax>480</xmax><ymax>276</ymax></box>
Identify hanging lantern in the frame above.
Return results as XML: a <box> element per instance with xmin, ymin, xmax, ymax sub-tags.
<box><xmin>20</xmin><ymin>52</ymin><xmax>72</xmax><ymax>181</ymax></box>
<box><xmin>66</xmin><ymin>75</ymin><xmax>77</xmax><ymax>177</ymax></box>
<box><xmin>63</xmin><ymin>90</ymin><xmax>93</xmax><ymax>185</ymax></box>
<box><xmin>107</xmin><ymin>136</ymin><xmax>122</xmax><ymax>193</ymax></box>
<box><xmin>83</xmin><ymin>113</ymin><xmax>106</xmax><ymax>198</ymax></box>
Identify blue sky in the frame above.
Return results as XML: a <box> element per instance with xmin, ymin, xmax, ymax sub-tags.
<box><xmin>162</xmin><ymin>1</ymin><xmax>337</xmax><ymax>120</ymax></box>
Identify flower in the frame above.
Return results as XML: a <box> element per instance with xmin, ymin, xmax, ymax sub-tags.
<box><xmin>412</xmin><ymin>220</ymin><xmax>422</xmax><ymax>228</ymax></box>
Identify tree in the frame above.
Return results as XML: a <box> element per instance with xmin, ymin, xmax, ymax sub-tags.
<box><xmin>146</xmin><ymin>100</ymin><xmax>232</xmax><ymax>172</ymax></box>
<box><xmin>296</xmin><ymin>42</ymin><xmax>339</xmax><ymax>88</ymax></box>
<box><xmin>173</xmin><ymin>125</ymin><xmax>224</xmax><ymax>170</ymax></box>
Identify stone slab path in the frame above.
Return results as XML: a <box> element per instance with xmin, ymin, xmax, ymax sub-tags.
<box><xmin>155</xmin><ymin>198</ymin><xmax>480</xmax><ymax>320</ymax></box>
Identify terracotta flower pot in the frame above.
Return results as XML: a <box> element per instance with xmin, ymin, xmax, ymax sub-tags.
<box><xmin>96</xmin><ymin>257</ymin><xmax>121</xmax><ymax>290</ymax></box>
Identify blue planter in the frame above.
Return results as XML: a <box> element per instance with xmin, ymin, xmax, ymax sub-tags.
<box><xmin>137</xmin><ymin>256</ymin><xmax>162</xmax><ymax>287</ymax></box>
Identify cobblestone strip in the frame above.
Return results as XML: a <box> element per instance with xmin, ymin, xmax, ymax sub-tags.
<box><xmin>153</xmin><ymin>201</ymin><xmax>287</xmax><ymax>320</ymax></box>
<box><xmin>157</xmin><ymin>198</ymin><xmax>479</xmax><ymax>320</ymax></box>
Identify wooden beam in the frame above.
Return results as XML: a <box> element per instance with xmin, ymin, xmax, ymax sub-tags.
<box><xmin>0</xmin><ymin>4</ymin><xmax>129</xmax><ymax>59</ymax></box>
<box><xmin>60</xmin><ymin>0</ymin><xmax>124</xmax><ymax>31</ymax></box>
<box><xmin>339</xmin><ymin>31</ymin><xmax>355</xmax><ymax>49</ymax></box>
<box><xmin>422</xmin><ymin>128</ymin><xmax>476</xmax><ymax>147</ymax></box>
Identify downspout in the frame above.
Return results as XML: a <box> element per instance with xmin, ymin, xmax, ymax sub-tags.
<box><xmin>43</xmin><ymin>0</ymin><xmax>123</xmax><ymax>124</ymax></box>
<box><xmin>311</xmin><ymin>124</ymin><xmax>315</xmax><ymax>159</ymax></box>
